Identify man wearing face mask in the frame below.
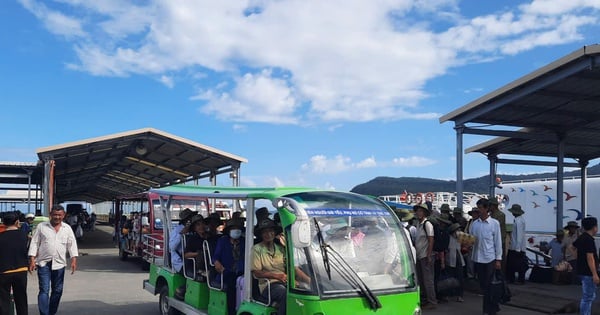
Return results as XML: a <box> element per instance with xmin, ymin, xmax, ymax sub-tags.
<box><xmin>213</xmin><ymin>219</ymin><xmax>246</xmax><ymax>315</ymax></box>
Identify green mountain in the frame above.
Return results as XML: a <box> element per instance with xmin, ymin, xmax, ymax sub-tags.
<box><xmin>350</xmin><ymin>163</ymin><xmax>600</xmax><ymax>196</ymax></box>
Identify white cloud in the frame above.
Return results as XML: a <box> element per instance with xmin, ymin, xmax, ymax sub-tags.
<box><xmin>19</xmin><ymin>0</ymin><xmax>86</xmax><ymax>38</ymax></box>
<box><xmin>322</xmin><ymin>182</ymin><xmax>336</xmax><ymax>190</ymax></box>
<box><xmin>265</xmin><ymin>176</ymin><xmax>285</xmax><ymax>187</ymax></box>
<box><xmin>302</xmin><ymin>154</ymin><xmax>434</xmax><ymax>174</ymax></box>
<box><xmin>463</xmin><ymin>87</ymin><xmax>483</xmax><ymax>94</ymax></box>
<box><xmin>301</xmin><ymin>155</ymin><xmax>352</xmax><ymax>174</ymax></box>
<box><xmin>232</xmin><ymin>124</ymin><xmax>248</xmax><ymax>132</ymax></box>
<box><xmin>356</xmin><ymin>156</ymin><xmax>378</xmax><ymax>169</ymax></box>
<box><xmin>392</xmin><ymin>156</ymin><xmax>437</xmax><ymax>167</ymax></box>
<box><xmin>328</xmin><ymin>124</ymin><xmax>344</xmax><ymax>132</ymax></box>
<box><xmin>19</xmin><ymin>0</ymin><xmax>600</xmax><ymax>123</ymax></box>
<box><xmin>159</xmin><ymin>75</ymin><xmax>174</xmax><ymax>88</ymax></box>
<box><xmin>196</xmin><ymin>70</ymin><xmax>299</xmax><ymax>124</ymax></box>
<box><xmin>240</xmin><ymin>177</ymin><xmax>257</xmax><ymax>187</ymax></box>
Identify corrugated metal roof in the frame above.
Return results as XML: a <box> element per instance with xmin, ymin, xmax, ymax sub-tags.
<box><xmin>36</xmin><ymin>128</ymin><xmax>247</xmax><ymax>203</ymax></box>
<box><xmin>440</xmin><ymin>44</ymin><xmax>600</xmax><ymax>161</ymax></box>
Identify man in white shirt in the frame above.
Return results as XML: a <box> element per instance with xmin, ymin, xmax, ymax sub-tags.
<box><xmin>507</xmin><ymin>204</ymin><xmax>527</xmax><ymax>284</ymax></box>
<box><xmin>470</xmin><ymin>198</ymin><xmax>502</xmax><ymax>315</ymax></box>
<box><xmin>414</xmin><ymin>204</ymin><xmax>437</xmax><ymax>309</ymax></box>
<box><xmin>28</xmin><ymin>205</ymin><xmax>78</xmax><ymax>315</ymax></box>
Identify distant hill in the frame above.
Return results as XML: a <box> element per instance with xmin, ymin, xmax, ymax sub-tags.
<box><xmin>350</xmin><ymin>163</ymin><xmax>600</xmax><ymax>196</ymax></box>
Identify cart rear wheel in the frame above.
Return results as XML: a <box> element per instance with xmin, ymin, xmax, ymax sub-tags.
<box><xmin>159</xmin><ymin>286</ymin><xmax>178</xmax><ymax>315</ymax></box>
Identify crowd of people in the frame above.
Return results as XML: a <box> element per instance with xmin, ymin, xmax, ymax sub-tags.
<box><xmin>396</xmin><ymin>198</ymin><xmax>600</xmax><ymax>315</ymax></box>
<box><xmin>401</xmin><ymin>199</ymin><xmax>528</xmax><ymax>314</ymax></box>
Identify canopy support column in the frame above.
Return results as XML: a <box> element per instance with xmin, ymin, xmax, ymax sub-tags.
<box><xmin>556</xmin><ymin>137</ymin><xmax>565</xmax><ymax>232</ymax></box>
<box><xmin>580</xmin><ymin>159</ymin><xmax>589</xmax><ymax>219</ymax></box>
<box><xmin>488</xmin><ymin>154</ymin><xmax>498</xmax><ymax>201</ymax></box>
<box><xmin>27</xmin><ymin>169</ymin><xmax>33</xmax><ymax>213</ymax></box>
<box><xmin>455</xmin><ymin>125</ymin><xmax>464</xmax><ymax>208</ymax></box>
<box><xmin>42</xmin><ymin>158</ymin><xmax>55</xmax><ymax>217</ymax></box>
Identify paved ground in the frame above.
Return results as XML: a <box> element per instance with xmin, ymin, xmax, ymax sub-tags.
<box><xmin>424</xmin><ymin>293</ymin><xmax>546</xmax><ymax>315</ymax></box>
<box><xmin>21</xmin><ymin>225</ymin><xmax>572</xmax><ymax>315</ymax></box>
<box><xmin>26</xmin><ymin>225</ymin><xmax>158</xmax><ymax>315</ymax></box>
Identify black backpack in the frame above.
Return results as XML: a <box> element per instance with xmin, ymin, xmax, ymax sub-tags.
<box><xmin>424</xmin><ymin>220</ymin><xmax>450</xmax><ymax>252</ymax></box>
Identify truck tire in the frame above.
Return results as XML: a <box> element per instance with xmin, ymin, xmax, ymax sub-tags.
<box><xmin>159</xmin><ymin>286</ymin><xmax>178</xmax><ymax>315</ymax></box>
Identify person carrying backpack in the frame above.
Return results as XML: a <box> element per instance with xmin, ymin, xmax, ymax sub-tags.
<box><xmin>428</xmin><ymin>215</ymin><xmax>452</xmax><ymax>302</ymax></box>
<box><xmin>414</xmin><ymin>203</ymin><xmax>437</xmax><ymax>309</ymax></box>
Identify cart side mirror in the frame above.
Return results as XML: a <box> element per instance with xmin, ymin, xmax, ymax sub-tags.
<box><xmin>292</xmin><ymin>217</ymin><xmax>311</xmax><ymax>248</ymax></box>
<box><xmin>273</xmin><ymin>198</ymin><xmax>311</xmax><ymax>248</ymax></box>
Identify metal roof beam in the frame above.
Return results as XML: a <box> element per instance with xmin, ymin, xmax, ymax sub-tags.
<box><xmin>496</xmin><ymin>158</ymin><xmax>580</xmax><ymax>167</ymax></box>
<box><xmin>454</xmin><ymin>57</ymin><xmax>597</xmax><ymax>125</ymax></box>
<box><xmin>463</xmin><ymin>127</ymin><xmax>556</xmax><ymax>141</ymax></box>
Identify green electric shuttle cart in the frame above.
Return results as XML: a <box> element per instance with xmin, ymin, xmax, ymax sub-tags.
<box><xmin>143</xmin><ymin>185</ymin><xmax>420</xmax><ymax>315</ymax></box>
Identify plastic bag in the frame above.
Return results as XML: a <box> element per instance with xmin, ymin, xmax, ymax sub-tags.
<box><xmin>490</xmin><ymin>270</ymin><xmax>511</xmax><ymax>304</ymax></box>
<box><xmin>437</xmin><ymin>270</ymin><xmax>460</xmax><ymax>293</ymax></box>
<box><xmin>76</xmin><ymin>225</ymin><xmax>83</xmax><ymax>238</ymax></box>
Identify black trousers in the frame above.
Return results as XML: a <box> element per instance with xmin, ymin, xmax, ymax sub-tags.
<box><xmin>475</xmin><ymin>261</ymin><xmax>500</xmax><ymax>315</ymax></box>
<box><xmin>0</xmin><ymin>271</ymin><xmax>28</xmax><ymax>315</ymax></box>
<box><xmin>506</xmin><ymin>250</ymin><xmax>526</xmax><ymax>283</ymax></box>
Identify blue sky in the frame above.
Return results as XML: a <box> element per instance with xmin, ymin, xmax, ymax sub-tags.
<box><xmin>1</xmin><ymin>0</ymin><xmax>600</xmax><ymax>192</ymax></box>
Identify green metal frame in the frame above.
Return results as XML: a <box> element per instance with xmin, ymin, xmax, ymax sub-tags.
<box><xmin>145</xmin><ymin>185</ymin><xmax>420</xmax><ymax>315</ymax></box>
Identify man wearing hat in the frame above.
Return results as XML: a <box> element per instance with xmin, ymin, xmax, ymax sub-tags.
<box><xmin>507</xmin><ymin>204</ymin><xmax>527</xmax><ymax>284</ymax></box>
<box><xmin>452</xmin><ymin>207</ymin><xmax>467</xmax><ymax>231</ymax></box>
<box><xmin>489</xmin><ymin>198</ymin><xmax>507</xmax><ymax>266</ymax></box>
<box><xmin>548</xmin><ymin>229</ymin><xmax>565</xmax><ymax>268</ymax></box>
<box><xmin>413</xmin><ymin>203</ymin><xmax>437</xmax><ymax>309</ymax></box>
<box><xmin>439</xmin><ymin>203</ymin><xmax>451</xmax><ymax>216</ymax></box>
<box><xmin>393</xmin><ymin>209</ymin><xmax>417</xmax><ymax>261</ymax></box>
<box><xmin>563</xmin><ymin>220</ymin><xmax>581</xmax><ymax>275</ymax></box>
<box><xmin>213</xmin><ymin>219</ymin><xmax>245</xmax><ymax>315</ymax></box>
<box><xmin>21</xmin><ymin>213</ymin><xmax>35</xmax><ymax>240</ymax></box>
<box><xmin>169</xmin><ymin>208</ymin><xmax>198</xmax><ymax>274</ymax></box>
<box><xmin>253</xmin><ymin>207</ymin><xmax>271</xmax><ymax>243</ymax></box>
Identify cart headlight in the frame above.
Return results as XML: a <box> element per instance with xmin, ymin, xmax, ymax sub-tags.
<box><xmin>413</xmin><ymin>306</ymin><xmax>421</xmax><ymax>315</ymax></box>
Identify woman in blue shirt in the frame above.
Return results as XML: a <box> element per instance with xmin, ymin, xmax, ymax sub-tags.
<box><xmin>213</xmin><ymin>218</ymin><xmax>245</xmax><ymax>315</ymax></box>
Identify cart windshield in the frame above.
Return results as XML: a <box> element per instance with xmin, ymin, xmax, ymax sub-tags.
<box><xmin>285</xmin><ymin>191</ymin><xmax>415</xmax><ymax>296</ymax></box>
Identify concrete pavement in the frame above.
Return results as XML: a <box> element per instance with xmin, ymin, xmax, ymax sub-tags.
<box><xmin>21</xmin><ymin>225</ymin><xmax>582</xmax><ymax>315</ymax></box>
<box><xmin>26</xmin><ymin>225</ymin><xmax>157</xmax><ymax>315</ymax></box>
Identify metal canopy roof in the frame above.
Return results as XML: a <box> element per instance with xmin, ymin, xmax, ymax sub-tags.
<box><xmin>465</xmin><ymin>127</ymin><xmax>600</xmax><ymax>162</ymax></box>
<box><xmin>36</xmin><ymin>128</ymin><xmax>247</xmax><ymax>204</ymax></box>
<box><xmin>440</xmin><ymin>44</ymin><xmax>600</xmax><ymax>162</ymax></box>
<box><xmin>0</xmin><ymin>162</ymin><xmax>43</xmax><ymax>185</ymax></box>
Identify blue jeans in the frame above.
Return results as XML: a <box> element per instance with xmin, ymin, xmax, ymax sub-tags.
<box><xmin>37</xmin><ymin>263</ymin><xmax>65</xmax><ymax>315</ymax></box>
<box><xmin>580</xmin><ymin>275</ymin><xmax>597</xmax><ymax>315</ymax></box>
